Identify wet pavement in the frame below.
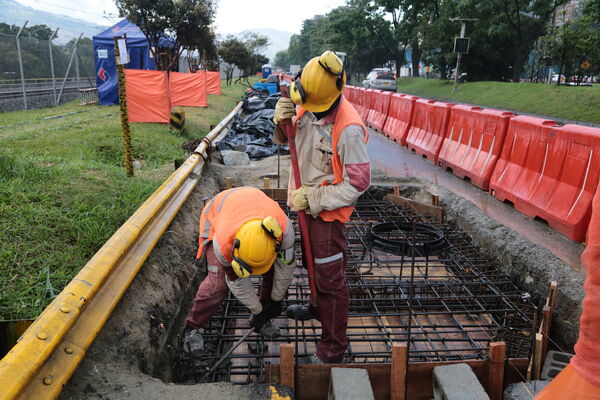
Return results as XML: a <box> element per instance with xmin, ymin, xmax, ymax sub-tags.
<box><xmin>367</xmin><ymin>129</ymin><xmax>585</xmax><ymax>272</ymax></box>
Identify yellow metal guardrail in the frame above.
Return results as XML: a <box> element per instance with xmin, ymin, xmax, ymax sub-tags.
<box><xmin>0</xmin><ymin>101</ymin><xmax>243</xmax><ymax>400</ymax></box>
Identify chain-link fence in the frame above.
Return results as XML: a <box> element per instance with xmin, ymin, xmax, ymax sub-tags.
<box><xmin>0</xmin><ymin>31</ymin><xmax>96</xmax><ymax>113</ymax></box>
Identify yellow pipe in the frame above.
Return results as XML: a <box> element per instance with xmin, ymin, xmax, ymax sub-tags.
<box><xmin>0</xmin><ymin>101</ymin><xmax>243</xmax><ymax>399</ymax></box>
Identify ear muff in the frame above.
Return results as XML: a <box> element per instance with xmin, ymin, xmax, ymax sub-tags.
<box><xmin>261</xmin><ymin>216</ymin><xmax>283</xmax><ymax>251</ymax></box>
<box><xmin>290</xmin><ymin>69</ymin><xmax>306</xmax><ymax>105</ymax></box>
<box><xmin>231</xmin><ymin>238</ymin><xmax>253</xmax><ymax>278</ymax></box>
<box><xmin>261</xmin><ymin>216</ymin><xmax>282</xmax><ymax>240</ymax></box>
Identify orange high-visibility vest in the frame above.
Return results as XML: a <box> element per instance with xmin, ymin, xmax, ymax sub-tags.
<box><xmin>294</xmin><ymin>97</ymin><xmax>369</xmax><ymax>223</ymax></box>
<box><xmin>196</xmin><ymin>187</ymin><xmax>288</xmax><ymax>264</ymax></box>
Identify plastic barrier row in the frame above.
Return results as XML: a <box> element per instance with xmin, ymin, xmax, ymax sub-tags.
<box><xmin>345</xmin><ymin>85</ymin><xmax>600</xmax><ymax>243</ymax></box>
<box><xmin>125</xmin><ymin>69</ymin><xmax>221</xmax><ymax>124</ymax></box>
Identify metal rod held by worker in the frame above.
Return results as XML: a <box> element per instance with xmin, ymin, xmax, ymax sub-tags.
<box><xmin>279</xmin><ymin>86</ymin><xmax>318</xmax><ymax>307</ymax></box>
<box><xmin>202</xmin><ymin>328</ymin><xmax>254</xmax><ymax>379</ymax></box>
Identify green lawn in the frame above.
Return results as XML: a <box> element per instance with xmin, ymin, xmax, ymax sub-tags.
<box><xmin>0</xmin><ymin>81</ymin><xmax>247</xmax><ymax>320</ymax></box>
<box><xmin>396</xmin><ymin>78</ymin><xmax>600</xmax><ymax>125</ymax></box>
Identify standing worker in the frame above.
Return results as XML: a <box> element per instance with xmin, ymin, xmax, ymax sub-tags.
<box><xmin>183</xmin><ymin>186</ymin><xmax>296</xmax><ymax>355</ymax></box>
<box><xmin>272</xmin><ymin>50</ymin><xmax>370</xmax><ymax>364</ymax></box>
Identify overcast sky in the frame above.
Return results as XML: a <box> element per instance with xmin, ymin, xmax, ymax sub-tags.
<box><xmin>15</xmin><ymin>0</ymin><xmax>347</xmax><ymax>34</ymax></box>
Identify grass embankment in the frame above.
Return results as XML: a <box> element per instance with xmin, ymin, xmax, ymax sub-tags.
<box><xmin>0</xmin><ymin>81</ymin><xmax>247</xmax><ymax>320</ymax></box>
<box><xmin>397</xmin><ymin>78</ymin><xmax>600</xmax><ymax>125</ymax></box>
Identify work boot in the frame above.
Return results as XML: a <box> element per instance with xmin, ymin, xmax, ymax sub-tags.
<box><xmin>259</xmin><ymin>320</ymin><xmax>281</xmax><ymax>339</ymax></box>
<box><xmin>286</xmin><ymin>304</ymin><xmax>319</xmax><ymax>321</ymax></box>
<box><xmin>183</xmin><ymin>327</ymin><xmax>207</xmax><ymax>357</ymax></box>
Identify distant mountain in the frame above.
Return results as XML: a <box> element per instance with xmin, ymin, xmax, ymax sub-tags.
<box><xmin>226</xmin><ymin>28</ymin><xmax>293</xmax><ymax>64</ymax></box>
<box><xmin>0</xmin><ymin>0</ymin><xmax>106</xmax><ymax>43</ymax></box>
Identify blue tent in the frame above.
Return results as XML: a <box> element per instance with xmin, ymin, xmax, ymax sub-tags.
<box><xmin>93</xmin><ymin>19</ymin><xmax>174</xmax><ymax>105</ymax></box>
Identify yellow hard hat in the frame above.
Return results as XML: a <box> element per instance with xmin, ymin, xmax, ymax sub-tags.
<box><xmin>231</xmin><ymin>217</ymin><xmax>283</xmax><ymax>278</ymax></box>
<box><xmin>290</xmin><ymin>50</ymin><xmax>346</xmax><ymax>113</ymax></box>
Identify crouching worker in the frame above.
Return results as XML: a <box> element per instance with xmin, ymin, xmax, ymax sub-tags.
<box><xmin>183</xmin><ymin>186</ymin><xmax>296</xmax><ymax>356</ymax></box>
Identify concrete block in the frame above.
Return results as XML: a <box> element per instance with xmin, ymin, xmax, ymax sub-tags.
<box><xmin>541</xmin><ymin>350</ymin><xmax>573</xmax><ymax>380</ymax></box>
<box><xmin>221</xmin><ymin>150</ymin><xmax>250</xmax><ymax>166</ymax></box>
<box><xmin>504</xmin><ymin>381</ymin><xmax>549</xmax><ymax>400</ymax></box>
<box><xmin>328</xmin><ymin>367</ymin><xmax>374</xmax><ymax>400</ymax></box>
<box><xmin>433</xmin><ymin>363</ymin><xmax>490</xmax><ymax>400</ymax></box>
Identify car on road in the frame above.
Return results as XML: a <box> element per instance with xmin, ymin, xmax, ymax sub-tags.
<box><xmin>362</xmin><ymin>68</ymin><xmax>397</xmax><ymax>91</ymax></box>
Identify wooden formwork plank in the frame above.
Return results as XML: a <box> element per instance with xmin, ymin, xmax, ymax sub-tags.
<box><xmin>269</xmin><ymin>357</ymin><xmax>530</xmax><ymax>400</ymax></box>
<box><xmin>391</xmin><ymin>343</ymin><xmax>408</xmax><ymax>400</ymax></box>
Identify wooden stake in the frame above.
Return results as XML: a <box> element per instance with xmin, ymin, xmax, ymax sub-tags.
<box><xmin>391</xmin><ymin>343</ymin><xmax>408</xmax><ymax>400</ymax></box>
<box><xmin>431</xmin><ymin>194</ymin><xmax>440</xmax><ymax>207</ymax></box>
<box><xmin>280</xmin><ymin>343</ymin><xmax>294</xmax><ymax>390</ymax></box>
<box><xmin>532</xmin><ymin>333</ymin><xmax>544</xmax><ymax>380</ymax></box>
<box><xmin>224</xmin><ymin>176</ymin><xmax>233</xmax><ymax>189</ymax></box>
<box><xmin>488</xmin><ymin>342</ymin><xmax>506</xmax><ymax>400</ymax></box>
<box><xmin>393</xmin><ymin>186</ymin><xmax>400</xmax><ymax>196</ymax></box>
<box><xmin>263</xmin><ymin>177</ymin><xmax>271</xmax><ymax>189</ymax></box>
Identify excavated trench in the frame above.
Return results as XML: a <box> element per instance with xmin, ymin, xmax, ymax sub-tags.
<box><xmin>60</xmin><ymin>131</ymin><xmax>584</xmax><ymax>399</ymax></box>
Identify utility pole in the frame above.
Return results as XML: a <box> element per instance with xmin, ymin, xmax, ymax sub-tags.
<box><xmin>451</xmin><ymin>18</ymin><xmax>477</xmax><ymax>93</ymax></box>
<box><xmin>16</xmin><ymin>20</ymin><xmax>28</xmax><ymax>110</ymax></box>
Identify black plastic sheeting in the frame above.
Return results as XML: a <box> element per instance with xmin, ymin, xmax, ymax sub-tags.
<box><xmin>218</xmin><ymin>93</ymin><xmax>289</xmax><ymax>160</ymax></box>
<box><xmin>242</xmin><ymin>92</ymin><xmax>281</xmax><ymax>114</ymax></box>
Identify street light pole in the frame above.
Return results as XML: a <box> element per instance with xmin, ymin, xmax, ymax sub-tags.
<box><xmin>451</xmin><ymin>18</ymin><xmax>477</xmax><ymax>93</ymax></box>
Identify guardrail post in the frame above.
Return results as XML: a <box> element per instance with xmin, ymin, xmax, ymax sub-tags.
<box><xmin>48</xmin><ymin>28</ymin><xmax>59</xmax><ymax>105</ymax></box>
<box><xmin>16</xmin><ymin>20</ymin><xmax>28</xmax><ymax>110</ymax></box>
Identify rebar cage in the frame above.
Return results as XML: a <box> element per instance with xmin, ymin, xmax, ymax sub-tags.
<box><xmin>176</xmin><ymin>191</ymin><xmax>535</xmax><ymax>384</ymax></box>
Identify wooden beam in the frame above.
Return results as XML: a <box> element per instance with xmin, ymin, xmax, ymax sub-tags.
<box><xmin>488</xmin><ymin>342</ymin><xmax>506</xmax><ymax>400</ymax></box>
<box><xmin>263</xmin><ymin>177</ymin><xmax>271</xmax><ymax>189</ymax></box>
<box><xmin>261</xmin><ymin>188</ymin><xmax>288</xmax><ymax>201</ymax></box>
<box><xmin>394</xmin><ymin>186</ymin><xmax>400</xmax><ymax>196</ymax></box>
<box><xmin>290</xmin><ymin>358</ymin><xmax>528</xmax><ymax>400</ymax></box>
<box><xmin>224</xmin><ymin>176</ymin><xmax>233</xmax><ymax>189</ymax></box>
<box><xmin>384</xmin><ymin>194</ymin><xmax>443</xmax><ymax>222</ymax></box>
<box><xmin>431</xmin><ymin>194</ymin><xmax>440</xmax><ymax>207</ymax></box>
<box><xmin>280</xmin><ymin>343</ymin><xmax>295</xmax><ymax>390</ymax></box>
<box><xmin>391</xmin><ymin>343</ymin><xmax>408</xmax><ymax>400</ymax></box>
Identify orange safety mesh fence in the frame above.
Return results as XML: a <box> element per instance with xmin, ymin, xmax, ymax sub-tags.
<box><xmin>170</xmin><ymin>71</ymin><xmax>208</xmax><ymax>107</ymax></box>
<box><xmin>206</xmin><ymin>71</ymin><xmax>222</xmax><ymax>95</ymax></box>
<box><xmin>572</xmin><ymin>184</ymin><xmax>600</xmax><ymax>386</ymax></box>
<box><xmin>124</xmin><ymin>69</ymin><xmax>170</xmax><ymax>124</ymax></box>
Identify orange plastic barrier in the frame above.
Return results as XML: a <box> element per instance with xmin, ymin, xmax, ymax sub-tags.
<box><xmin>382</xmin><ymin>93</ymin><xmax>418</xmax><ymax>145</ymax></box>
<box><xmin>125</xmin><ymin>69</ymin><xmax>170</xmax><ymax>124</ymax></box>
<box><xmin>343</xmin><ymin>85</ymin><xmax>358</xmax><ymax>105</ymax></box>
<box><xmin>366</xmin><ymin>90</ymin><xmax>391</xmax><ymax>132</ymax></box>
<box><xmin>170</xmin><ymin>71</ymin><xmax>208</xmax><ymax>107</ymax></box>
<box><xmin>405</xmin><ymin>99</ymin><xmax>454</xmax><ymax>163</ymax></box>
<box><xmin>438</xmin><ymin>105</ymin><xmax>514</xmax><ymax>191</ymax></box>
<box><xmin>206</xmin><ymin>71</ymin><xmax>222</xmax><ymax>95</ymax></box>
<box><xmin>357</xmin><ymin>88</ymin><xmax>374</xmax><ymax>122</ymax></box>
<box><xmin>490</xmin><ymin>116</ymin><xmax>600</xmax><ymax>242</ymax></box>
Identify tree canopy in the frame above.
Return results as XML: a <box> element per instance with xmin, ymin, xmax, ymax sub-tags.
<box><xmin>115</xmin><ymin>0</ymin><xmax>216</xmax><ymax>70</ymax></box>
<box><xmin>275</xmin><ymin>0</ymin><xmax>600</xmax><ymax>82</ymax></box>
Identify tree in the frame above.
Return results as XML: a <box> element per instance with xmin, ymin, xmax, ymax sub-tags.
<box><xmin>488</xmin><ymin>0</ymin><xmax>568</xmax><ymax>81</ymax></box>
<box><xmin>218</xmin><ymin>33</ymin><xmax>269</xmax><ymax>85</ymax></box>
<box><xmin>274</xmin><ymin>50</ymin><xmax>290</xmax><ymax>69</ymax></box>
<box><xmin>540</xmin><ymin>5</ymin><xmax>600</xmax><ymax>85</ymax></box>
<box><xmin>116</xmin><ymin>0</ymin><xmax>216</xmax><ymax>70</ymax></box>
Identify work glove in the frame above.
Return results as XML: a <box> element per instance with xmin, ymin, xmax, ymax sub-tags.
<box><xmin>291</xmin><ymin>185</ymin><xmax>310</xmax><ymax>211</ymax></box>
<box><xmin>273</xmin><ymin>97</ymin><xmax>296</xmax><ymax>124</ymax></box>
<box><xmin>262</xmin><ymin>301</ymin><xmax>282</xmax><ymax>320</ymax></box>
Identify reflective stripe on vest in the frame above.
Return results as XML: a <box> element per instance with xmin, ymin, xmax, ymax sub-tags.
<box><xmin>195</xmin><ymin>187</ymin><xmax>288</xmax><ymax>263</ymax></box>
<box><xmin>294</xmin><ymin>96</ymin><xmax>369</xmax><ymax>223</ymax></box>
